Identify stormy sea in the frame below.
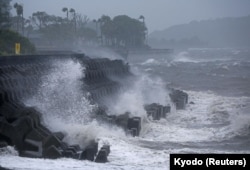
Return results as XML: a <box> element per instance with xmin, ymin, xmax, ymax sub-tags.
<box><xmin>1</xmin><ymin>48</ymin><xmax>250</xmax><ymax>170</ymax></box>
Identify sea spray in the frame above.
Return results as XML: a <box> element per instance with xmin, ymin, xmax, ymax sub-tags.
<box><xmin>140</xmin><ymin>91</ymin><xmax>250</xmax><ymax>142</ymax></box>
<box><xmin>24</xmin><ymin>58</ymin><xmax>98</xmax><ymax>145</ymax></box>
<box><xmin>103</xmin><ymin>68</ymin><xmax>172</xmax><ymax>136</ymax></box>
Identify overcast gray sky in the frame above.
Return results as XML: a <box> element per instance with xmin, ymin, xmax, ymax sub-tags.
<box><xmin>11</xmin><ymin>0</ymin><xmax>250</xmax><ymax>33</ymax></box>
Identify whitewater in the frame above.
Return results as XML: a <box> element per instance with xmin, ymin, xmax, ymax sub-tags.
<box><xmin>1</xmin><ymin>48</ymin><xmax>250</xmax><ymax>170</ymax></box>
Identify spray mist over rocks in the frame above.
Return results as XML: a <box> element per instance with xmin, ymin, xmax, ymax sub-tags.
<box><xmin>21</xmin><ymin>52</ymin><xmax>174</xmax><ymax>149</ymax></box>
<box><xmin>24</xmin><ymin>59</ymin><xmax>99</xmax><ymax>144</ymax></box>
<box><xmin>75</xmin><ymin>45</ymin><xmax>126</xmax><ymax>61</ymax></box>
<box><xmin>107</xmin><ymin>73</ymin><xmax>171</xmax><ymax>117</ymax></box>
<box><xmin>1</xmin><ymin>46</ymin><xmax>250</xmax><ymax>169</ymax></box>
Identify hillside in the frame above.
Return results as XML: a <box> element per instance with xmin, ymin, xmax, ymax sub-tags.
<box><xmin>149</xmin><ymin>15</ymin><xmax>250</xmax><ymax>48</ymax></box>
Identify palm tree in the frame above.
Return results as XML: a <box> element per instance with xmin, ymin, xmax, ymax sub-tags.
<box><xmin>32</xmin><ymin>11</ymin><xmax>48</xmax><ymax>30</ymax></box>
<box><xmin>139</xmin><ymin>15</ymin><xmax>147</xmax><ymax>45</ymax></box>
<box><xmin>93</xmin><ymin>19</ymin><xmax>98</xmax><ymax>33</ymax></box>
<box><xmin>69</xmin><ymin>8</ymin><xmax>76</xmax><ymax>34</ymax></box>
<box><xmin>62</xmin><ymin>7</ymin><xmax>68</xmax><ymax>20</ymax></box>
<box><xmin>139</xmin><ymin>15</ymin><xmax>145</xmax><ymax>24</ymax></box>
<box><xmin>14</xmin><ymin>3</ymin><xmax>24</xmax><ymax>34</ymax></box>
<box><xmin>69</xmin><ymin>8</ymin><xmax>75</xmax><ymax>16</ymax></box>
<box><xmin>97</xmin><ymin>15</ymin><xmax>111</xmax><ymax>45</ymax></box>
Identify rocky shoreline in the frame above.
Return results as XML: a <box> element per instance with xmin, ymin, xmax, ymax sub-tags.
<box><xmin>0</xmin><ymin>53</ymin><xmax>188</xmax><ymax>163</ymax></box>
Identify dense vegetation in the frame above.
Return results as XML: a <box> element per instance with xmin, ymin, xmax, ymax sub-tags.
<box><xmin>97</xmin><ymin>15</ymin><xmax>147</xmax><ymax>48</ymax></box>
<box><xmin>1</xmin><ymin>0</ymin><xmax>148</xmax><ymax>53</ymax></box>
<box><xmin>19</xmin><ymin>10</ymin><xmax>147</xmax><ymax>49</ymax></box>
<box><xmin>0</xmin><ymin>0</ymin><xmax>35</xmax><ymax>55</ymax></box>
<box><xmin>0</xmin><ymin>29</ymin><xmax>35</xmax><ymax>55</ymax></box>
<box><xmin>0</xmin><ymin>0</ymin><xmax>11</xmax><ymax>29</ymax></box>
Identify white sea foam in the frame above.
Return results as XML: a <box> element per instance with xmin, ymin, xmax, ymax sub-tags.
<box><xmin>105</xmin><ymin>68</ymin><xmax>171</xmax><ymax>119</ymax></box>
<box><xmin>141</xmin><ymin>58</ymin><xmax>159</xmax><ymax>65</ymax></box>
<box><xmin>171</xmin><ymin>51</ymin><xmax>199</xmax><ymax>63</ymax></box>
<box><xmin>3</xmin><ymin>49</ymin><xmax>249</xmax><ymax>170</ymax></box>
<box><xmin>141</xmin><ymin>91</ymin><xmax>250</xmax><ymax>142</ymax></box>
<box><xmin>2</xmin><ymin>89</ymin><xmax>249</xmax><ymax>170</ymax></box>
<box><xmin>24</xmin><ymin>59</ymin><xmax>98</xmax><ymax>146</ymax></box>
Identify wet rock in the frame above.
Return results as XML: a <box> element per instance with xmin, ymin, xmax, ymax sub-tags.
<box><xmin>144</xmin><ymin>103</ymin><xmax>171</xmax><ymax>120</ymax></box>
<box><xmin>43</xmin><ymin>145</ymin><xmax>62</xmax><ymax>159</ymax></box>
<box><xmin>79</xmin><ymin>141</ymin><xmax>98</xmax><ymax>161</ymax></box>
<box><xmin>0</xmin><ymin>54</ymin><xmax>132</xmax><ymax>163</ymax></box>
<box><xmin>114</xmin><ymin>112</ymin><xmax>130</xmax><ymax>129</ymax></box>
<box><xmin>95</xmin><ymin>148</ymin><xmax>108</xmax><ymax>163</ymax></box>
<box><xmin>101</xmin><ymin>145</ymin><xmax>110</xmax><ymax>156</ymax></box>
<box><xmin>80</xmin><ymin>147</ymin><xmax>95</xmax><ymax>161</ymax></box>
<box><xmin>127</xmin><ymin>117</ymin><xmax>141</xmax><ymax>136</ymax></box>
<box><xmin>21</xmin><ymin>139</ymin><xmax>43</xmax><ymax>158</ymax></box>
<box><xmin>43</xmin><ymin>135</ymin><xmax>63</xmax><ymax>150</ymax></box>
<box><xmin>62</xmin><ymin>150</ymin><xmax>75</xmax><ymax>158</ymax></box>
<box><xmin>169</xmin><ymin>89</ymin><xmax>188</xmax><ymax>110</ymax></box>
<box><xmin>53</xmin><ymin>132</ymin><xmax>65</xmax><ymax>141</ymax></box>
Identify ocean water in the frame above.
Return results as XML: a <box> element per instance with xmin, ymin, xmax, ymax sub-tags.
<box><xmin>1</xmin><ymin>48</ymin><xmax>250</xmax><ymax>170</ymax></box>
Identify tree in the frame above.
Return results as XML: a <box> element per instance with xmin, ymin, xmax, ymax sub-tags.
<box><xmin>78</xmin><ymin>27</ymin><xmax>97</xmax><ymax>42</ymax></box>
<box><xmin>75</xmin><ymin>14</ymin><xmax>89</xmax><ymax>30</ymax></box>
<box><xmin>93</xmin><ymin>19</ymin><xmax>98</xmax><ymax>33</ymax></box>
<box><xmin>31</xmin><ymin>11</ymin><xmax>49</xmax><ymax>30</ymax></box>
<box><xmin>62</xmin><ymin>7</ymin><xmax>68</xmax><ymax>20</ymax></box>
<box><xmin>0</xmin><ymin>0</ymin><xmax>12</xmax><ymax>29</ymax></box>
<box><xmin>98</xmin><ymin>15</ymin><xmax>111</xmax><ymax>45</ymax></box>
<box><xmin>139</xmin><ymin>15</ymin><xmax>147</xmax><ymax>45</ymax></box>
<box><xmin>24</xmin><ymin>19</ymin><xmax>33</xmax><ymax>38</ymax></box>
<box><xmin>0</xmin><ymin>29</ymin><xmax>35</xmax><ymax>55</ymax></box>
<box><xmin>98</xmin><ymin>15</ymin><xmax>147</xmax><ymax>48</ymax></box>
<box><xmin>69</xmin><ymin>8</ymin><xmax>76</xmax><ymax>33</ymax></box>
<box><xmin>13</xmin><ymin>3</ymin><xmax>24</xmax><ymax>34</ymax></box>
<box><xmin>139</xmin><ymin>15</ymin><xmax>145</xmax><ymax>24</ymax></box>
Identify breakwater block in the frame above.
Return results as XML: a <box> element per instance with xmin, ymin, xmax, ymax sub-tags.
<box><xmin>144</xmin><ymin>103</ymin><xmax>171</xmax><ymax>120</ymax></box>
<box><xmin>0</xmin><ymin>102</ymin><xmax>109</xmax><ymax>162</ymax></box>
<box><xmin>127</xmin><ymin>117</ymin><xmax>141</xmax><ymax>137</ymax></box>
<box><xmin>80</xmin><ymin>141</ymin><xmax>98</xmax><ymax>161</ymax></box>
<box><xmin>95</xmin><ymin>149</ymin><xmax>108</xmax><ymax>163</ymax></box>
<box><xmin>98</xmin><ymin>110</ymin><xmax>141</xmax><ymax>137</ymax></box>
<box><xmin>43</xmin><ymin>145</ymin><xmax>63</xmax><ymax>159</ymax></box>
<box><xmin>95</xmin><ymin>144</ymin><xmax>110</xmax><ymax>163</ymax></box>
<box><xmin>0</xmin><ymin>54</ymin><xmax>131</xmax><ymax>162</ymax></box>
<box><xmin>169</xmin><ymin>89</ymin><xmax>188</xmax><ymax>110</ymax></box>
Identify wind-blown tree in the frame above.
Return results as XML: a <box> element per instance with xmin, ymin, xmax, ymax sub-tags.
<box><xmin>62</xmin><ymin>7</ymin><xmax>68</xmax><ymax>20</ymax></box>
<box><xmin>93</xmin><ymin>19</ymin><xmax>98</xmax><ymax>33</ymax></box>
<box><xmin>0</xmin><ymin>0</ymin><xmax>12</xmax><ymax>29</ymax></box>
<box><xmin>69</xmin><ymin>8</ymin><xmax>75</xmax><ymax>18</ymax></box>
<box><xmin>98</xmin><ymin>15</ymin><xmax>147</xmax><ymax>48</ymax></box>
<box><xmin>116</xmin><ymin>15</ymin><xmax>147</xmax><ymax>48</ymax></box>
<box><xmin>77</xmin><ymin>27</ymin><xmax>97</xmax><ymax>43</ymax></box>
<box><xmin>24</xmin><ymin>18</ymin><xmax>33</xmax><ymax>38</ymax></box>
<box><xmin>98</xmin><ymin>15</ymin><xmax>112</xmax><ymax>45</ymax></box>
<box><xmin>39</xmin><ymin>15</ymin><xmax>74</xmax><ymax>44</ymax></box>
<box><xmin>13</xmin><ymin>3</ymin><xmax>24</xmax><ymax>34</ymax></box>
<box><xmin>139</xmin><ymin>15</ymin><xmax>148</xmax><ymax>44</ymax></box>
<box><xmin>139</xmin><ymin>15</ymin><xmax>145</xmax><ymax>24</ymax></box>
<box><xmin>19</xmin><ymin>8</ymin><xmax>99</xmax><ymax>48</ymax></box>
<box><xmin>76</xmin><ymin>14</ymin><xmax>89</xmax><ymax>29</ymax></box>
<box><xmin>30</xmin><ymin>10</ymin><xmax>96</xmax><ymax>47</ymax></box>
<box><xmin>31</xmin><ymin>11</ymin><xmax>50</xmax><ymax>30</ymax></box>
<box><xmin>69</xmin><ymin>8</ymin><xmax>76</xmax><ymax>33</ymax></box>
